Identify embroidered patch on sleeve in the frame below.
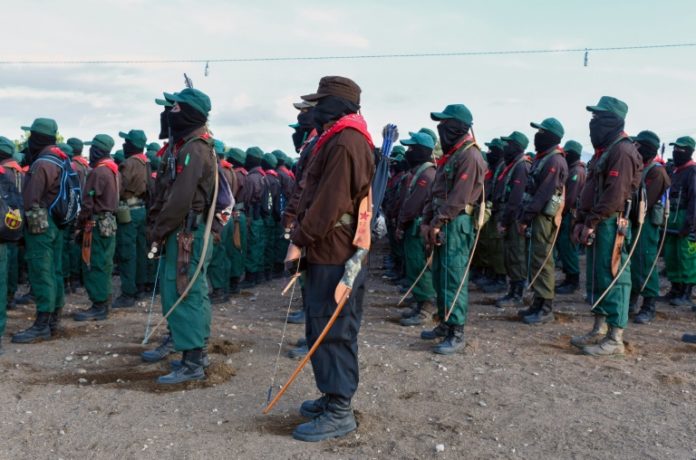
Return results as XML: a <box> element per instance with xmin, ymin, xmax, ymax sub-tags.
<box><xmin>460</xmin><ymin>173</ymin><xmax>469</xmax><ymax>181</ymax></box>
<box><xmin>609</xmin><ymin>170</ymin><xmax>619</xmax><ymax>177</ymax></box>
<box><xmin>417</xmin><ymin>179</ymin><xmax>428</xmax><ymax>187</ymax></box>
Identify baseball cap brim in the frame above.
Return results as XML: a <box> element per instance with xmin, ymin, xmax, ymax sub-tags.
<box><xmin>669</xmin><ymin>142</ymin><xmax>689</xmax><ymax>147</ymax></box>
<box><xmin>118</xmin><ymin>131</ymin><xmax>129</xmax><ymax>139</ymax></box>
<box><xmin>400</xmin><ymin>139</ymin><xmax>418</xmax><ymax>146</ymax></box>
<box><xmin>155</xmin><ymin>98</ymin><xmax>174</xmax><ymax>107</ymax></box>
<box><xmin>530</xmin><ymin>122</ymin><xmax>546</xmax><ymax>130</ymax></box>
<box><xmin>585</xmin><ymin>105</ymin><xmax>608</xmax><ymax>113</ymax></box>
<box><xmin>430</xmin><ymin>111</ymin><xmax>453</xmax><ymax>121</ymax></box>
<box><xmin>300</xmin><ymin>91</ymin><xmax>328</xmax><ymax>102</ymax></box>
<box><xmin>288</xmin><ymin>122</ymin><xmax>300</xmax><ymax>129</ymax></box>
<box><xmin>293</xmin><ymin>101</ymin><xmax>316</xmax><ymax>110</ymax></box>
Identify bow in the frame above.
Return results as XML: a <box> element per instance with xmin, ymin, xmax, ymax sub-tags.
<box><xmin>398</xmin><ymin>250</ymin><xmax>433</xmax><ymax>306</ymax></box>
<box><xmin>640</xmin><ymin>190</ymin><xmax>670</xmax><ymax>292</ymax></box>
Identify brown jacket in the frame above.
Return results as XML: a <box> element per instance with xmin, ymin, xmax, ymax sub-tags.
<box><xmin>397</xmin><ymin>163</ymin><xmax>435</xmax><ymax>229</ymax></box>
<box><xmin>23</xmin><ymin>146</ymin><xmax>64</xmax><ymax>210</ymax></box>
<box><xmin>565</xmin><ymin>160</ymin><xmax>587</xmax><ymax>213</ymax></box>
<box><xmin>233</xmin><ymin>168</ymin><xmax>249</xmax><ymax>204</ymax></box>
<box><xmin>493</xmin><ymin>155</ymin><xmax>530</xmax><ymax>227</ymax></box>
<box><xmin>291</xmin><ymin>129</ymin><xmax>374</xmax><ymax>264</ymax></box>
<box><xmin>520</xmin><ymin>147</ymin><xmax>568</xmax><ymax>225</ymax></box>
<box><xmin>78</xmin><ymin>160</ymin><xmax>119</xmax><ymax>227</ymax></box>
<box><xmin>119</xmin><ymin>154</ymin><xmax>149</xmax><ymax>200</ymax></box>
<box><xmin>642</xmin><ymin>161</ymin><xmax>670</xmax><ymax>209</ymax></box>
<box><xmin>284</xmin><ymin>138</ymin><xmax>319</xmax><ymax>228</ymax></box>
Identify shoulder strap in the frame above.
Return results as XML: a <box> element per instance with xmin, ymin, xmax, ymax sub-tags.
<box><xmin>409</xmin><ymin>162</ymin><xmax>434</xmax><ymax>191</ymax></box>
<box><xmin>641</xmin><ymin>162</ymin><xmax>660</xmax><ymax>182</ymax></box>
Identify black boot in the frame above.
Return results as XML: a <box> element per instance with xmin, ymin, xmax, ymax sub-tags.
<box><xmin>495</xmin><ymin>281</ymin><xmax>523</xmax><ymax>309</ymax></box>
<box><xmin>49</xmin><ymin>308</ymin><xmax>62</xmax><ymax>336</ymax></box>
<box><xmin>665</xmin><ymin>282</ymin><xmax>683</xmax><ymax>304</ymax></box>
<box><xmin>481</xmin><ymin>274</ymin><xmax>507</xmax><ymax>293</ymax></box>
<box><xmin>112</xmin><ymin>294</ymin><xmax>136</xmax><ymax>309</ymax></box>
<box><xmin>141</xmin><ymin>334</ymin><xmax>174</xmax><ymax>362</ymax></box>
<box><xmin>433</xmin><ymin>325</ymin><xmax>465</xmax><ymax>355</ymax></box>
<box><xmin>288</xmin><ymin>343</ymin><xmax>308</xmax><ymax>359</ymax></box>
<box><xmin>239</xmin><ymin>272</ymin><xmax>257</xmax><ymax>289</ymax></box>
<box><xmin>11</xmin><ymin>311</ymin><xmax>51</xmax><ymax>343</ymax></box>
<box><xmin>6</xmin><ymin>296</ymin><xmax>16</xmax><ymax>311</ymax></box>
<box><xmin>171</xmin><ymin>339</ymin><xmax>210</xmax><ymax>370</ymax></box>
<box><xmin>74</xmin><ymin>301</ymin><xmax>108</xmax><ymax>321</ymax></box>
<box><xmin>634</xmin><ymin>297</ymin><xmax>656</xmax><ymax>324</ymax></box>
<box><xmin>229</xmin><ymin>277</ymin><xmax>241</xmax><ymax>295</ymax></box>
<box><xmin>518</xmin><ymin>295</ymin><xmax>544</xmax><ymax>320</ymax></box>
<box><xmin>556</xmin><ymin>273</ymin><xmax>579</xmax><ymax>295</ymax></box>
<box><xmin>299</xmin><ymin>394</ymin><xmax>330</xmax><ymax>418</ymax></box>
<box><xmin>157</xmin><ymin>349</ymin><xmax>206</xmax><ymax>384</ymax></box>
<box><xmin>628</xmin><ymin>292</ymin><xmax>640</xmax><ymax>315</ymax></box>
<box><xmin>287</xmin><ymin>309</ymin><xmax>306</xmax><ymax>324</ymax></box>
<box><xmin>420</xmin><ymin>322</ymin><xmax>449</xmax><ymax>340</ymax></box>
<box><xmin>682</xmin><ymin>333</ymin><xmax>696</xmax><ymax>344</ymax></box>
<box><xmin>293</xmin><ymin>396</ymin><xmax>357</xmax><ymax>442</ymax></box>
<box><xmin>523</xmin><ymin>298</ymin><xmax>555</xmax><ymax>325</ymax></box>
<box><xmin>16</xmin><ymin>290</ymin><xmax>34</xmax><ymax>305</ymax></box>
<box><xmin>70</xmin><ymin>275</ymin><xmax>82</xmax><ymax>293</ymax></box>
<box><xmin>210</xmin><ymin>288</ymin><xmax>230</xmax><ymax>305</ymax></box>
<box><xmin>400</xmin><ymin>300</ymin><xmax>434</xmax><ymax>326</ymax></box>
<box><xmin>135</xmin><ymin>285</ymin><xmax>148</xmax><ymax>300</ymax></box>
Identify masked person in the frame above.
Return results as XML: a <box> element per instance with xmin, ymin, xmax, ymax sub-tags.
<box><xmin>0</xmin><ymin>137</ymin><xmax>19</xmax><ymax>352</ymax></box>
<box><xmin>395</xmin><ymin>131</ymin><xmax>437</xmax><ymax>326</ymax></box>
<box><xmin>287</xmin><ymin>76</ymin><xmax>374</xmax><ymax>442</ymax></box>
<box><xmin>12</xmin><ymin>118</ymin><xmax>67</xmax><ymax>344</ymax></box>
<box><xmin>492</xmin><ymin>132</ymin><xmax>530</xmax><ymax>307</ymax></box>
<box><xmin>239</xmin><ymin>147</ymin><xmax>269</xmax><ymax>288</ymax></box>
<box><xmin>261</xmin><ymin>152</ymin><xmax>282</xmax><ymax>281</ymax></box>
<box><xmin>148</xmin><ymin>88</ymin><xmax>216</xmax><ymax>384</ymax></box>
<box><xmin>627</xmin><ymin>131</ymin><xmax>670</xmax><ymax>324</ymax></box>
<box><xmin>113</xmin><ymin>129</ymin><xmax>150</xmax><ymax>308</ymax></box>
<box><xmin>663</xmin><ymin>136</ymin><xmax>696</xmax><ymax>308</ymax></box>
<box><xmin>226</xmin><ymin>148</ymin><xmax>249</xmax><ymax>295</ymax></box>
<box><xmin>0</xmin><ymin>138</ymin><xmax>25</xmax><ymax>313</ymax></box>
<box><xmin>272</xmin><ymin>150</ymin><xmax>295</xmax><ymax>277</ymax></box>
<box><xmin>571</xmin><ymin>97</ymin><xmax>642</xmax><ymax>356</ymax></box>
<box><xmin>556</xmin><ymin>140</ymin><xmax>587</xmax><ymax>294</ymax></box>
<box><xmin>73</xmin><ymin>135</ymin><xmax>119</xmax><ymax>321</ymax></box>
<box><xmin>383</xmin><ymin>146</ymin><xmax>409</xmax><ymax>283</ymax></box>
<box><xmin>420</xmin><ymin>104</ymin><xmax>486</xmax><ymax>354</ymax></box>
<box><xmin>65</xmin><ymin>137</ymin><xmax>90</xmax><ymax>293</ymax></box>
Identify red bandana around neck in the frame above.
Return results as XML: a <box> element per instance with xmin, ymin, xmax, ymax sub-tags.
<box><xmin>279</xmin><ymin>165</ymin><xmax>296</xmax><ymax>181</ymax></box>
<box><xmin>97</xmin><ymin>159</ymin><xmax>119</xmax><ymax>175</ymax></box>
<box><xmin>437</xmin><ymin>134</ymin><xmax>474</xmax><ymax>168</ymax></box>
<box><xmin>73</xmin><ymin>156</ymin><xmax>90</xmax><ymax>168</ymax></box>
<box><xmin>311</xmin><ymin>114</ymin><xmax>374</xmax><ymax>155</ymax></box>
<box><xmin>266</xmin><ymin>169</ymin><xmax>279</xmax><ymax>178</ymax></box>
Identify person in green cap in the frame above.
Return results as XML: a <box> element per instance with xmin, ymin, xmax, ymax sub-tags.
<box><xmin>226</xmin><ymin>148</ymin><xmax>249</xmax><ymax>294</ymax></box>
<box><xmin>240</xmin><ymin>146</ymin><xmax>269</xmax><ymax>288</ymax></box>
<box><xmin>556</xmin><ymin>140</ymin><xmax>587</xmax><ymax>295</ymax></box>
<box><xmin>273</xmin><ymin>150</ymin><xmax>295</xmax><ymax>276</ymax></box>
<box><xmin>113</xmin><ymin>129</ymin><xmax>150</xmax><ymax>308</ymax></box>
<box><xmin>517</xmin><ymin>119</ymin><xmax>568</xmax><ymax>324</ymax></box>
<box><xmin>73</xmin><ymin>135</ymin><xmax>119</xmax><ymax>321</ymax></box>
<box><xmin>419</xmin><ymin>103</ymin><xmax>486</xmax><ymax>354</ymax></box>
<box><xmin>383</xmin><ymin>146</ymin><xmax>409</xmax><ymax>283</ymax></box>
<box><xmin>261</xmin><ymin>152</ymin><xmax>281</xmax><ymax>281</ymax></box>
<box><xmin>112</xmin><ymin>149</ymin><xmax>125</xmax><ymax>166</ymax></box>
<box><xmin>0</xmin><ymin>136</ymin><xmax>18</xmax><ymax>352</ymax></box>
<box><xmin>0</xmin><ymin>138</ymin><xmax>25</xmax><ymax>312</ymax></box>
<box><xmin>395</xmin><ymin>131</ymin><xmax>436</xmax><ymax>326</ymax></box>
<box><xmin>492</xmin><ymin>132</ymin><xmax>531</xmax><ymax>307</ymax></box>
<box><xmin>663</xmin><ymin>135</ymin><xmax>696</xmax><ymax>308</ymax></box>
<box><xmin>144</xmin><ymin>141</ymin><xmax>162</xmax><ymax>292</ymax></box>
<box><xmin>571</xmin><ymin>96</ymin><xmax>642</xmax><ymax>356</ymax></box>
<box><xmin>56</xmin><ymin>143</ymin><xmax>82</xmax><ymax>295</ymax></box>
<box><xmin>628</xmin><ymin>131</ymin><xmax>670</xmax><ymax>324</ymax></box>
<box><xmin>12</xmin><ymin>118</ymin><xmax>67</xmax><ymax>344</ymax></box>
<box><xmin>148</xmin><ymin>87</ymin><xmax>216</xmax><ymax>384</ymax></box>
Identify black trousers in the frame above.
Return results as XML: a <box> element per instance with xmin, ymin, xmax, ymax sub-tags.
<box><xmin>304</xmin><ymin>262</ymin><xmax>366</xmax><ymax>400</ymax></box>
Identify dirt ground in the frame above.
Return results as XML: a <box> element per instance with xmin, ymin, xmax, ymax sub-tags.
<box><xmin>2</xmin><ymin>242</ymin><xmax>696</xmax><ymax>460</ymax></box>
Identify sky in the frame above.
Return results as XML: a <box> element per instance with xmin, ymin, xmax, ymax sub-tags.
<box><xmin>2</xmin><ymin>0</ymin><xmax>696</xmax><ymax>160</ymax></box>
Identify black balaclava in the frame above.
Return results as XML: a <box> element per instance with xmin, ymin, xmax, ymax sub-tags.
<box><xmin>487</xmin><ymin>146</ymin><xmax>503</xmax><ymax>169</ymax></box>
<box><xmin>637</xmin><ymin>141</ymin><xmax>658</xmax><ymax>164</ymax></box>
<box><xmin>437</xmin><ymin>119</ymin><xmax>469</xmax><ymax>154</ymax></box>
<box><xmin>503</xmin><ymin>141</ymin><xmax>523</xmax><ymax>164</ymax></box>
<box><xmin>261</xmin><ymin>158</ymin><xmax>274</xmax><ymax>171</ymax></box>
<box><xmin>565</xmin><ymin>150</ymin><xmax>581</xmax><ymax>166</ymax></box>
<box><xmin>27</xmin><ymin>131</ymin><xmax>56</xmax><ymax>165</ymax></box>
<box><xmin>244</xmin><ymin>155</ymin><xmax>261</xmax><ymax>170</ymax></box>
<box><xmin>89</xmin><ymin>145</ymin><xmax>111</xmax><ymax>167</ymax></box>
<box><xmin>673</xmin><ymin>146</ymin><xmax>694</xmax><ymax>168</ymax></box>
<box><xmin>405</xmin><ymin>145</ymin><xmax>433</xmax><ymax>168</ymax></box>
<box><xmin>123</xmin><ymin>140</ymin><xmax>142</xmax><ymax>158</ymax></box>
<box><xmin>534</xmin><ymin>131</ymin><xmax>561</xmax><ymax>154</ymax></box>
<box><xmin>159</xmin><ymin>107</ymin><xmax>172</xmax><ymax>140</ymax></box>
<box><xmin>168</xmin><ymin>102</ymin><xmax>207</xmax><ymax>142</ymax></box>
<box><xmin>312</xmin><ymin>95</ymin><xmax>359</xmax><ymax>132</ymax></box>
<box><xmin>292</xmin><ymin>108</ymin><xmax>315</xmax><ymax>151</ymax></box>
<box><xmin>589</xmin><ymin>112</ymin><xmax>625</xmax><ymax>149</ymax></box>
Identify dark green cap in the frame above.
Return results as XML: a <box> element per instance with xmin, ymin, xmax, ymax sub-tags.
<box><xmin>119</xmin><ymin>129</ymin><xmax>148</xmax><ymax>150</ymax></box>
<box><xmin>409</xmin><ymin>128</ymin><xmax>438</xmax><ymax>146</ymax></box>
<box><xmin>670</xmin><ymin>136</ymin><xmax>696</xmax><ymax>150</ymax></box>
<box><xmin>246</xmin><ymin>146</ymin><xmax>264</xmax><ymax>160</ymax></box>
<box><xmin>112</xmin><ymin>149</ymin><xmax>125</xmax><ymax>163</ymax></box>
<box><xmin>530</xmin><ymin>117</ymin><xmax>564</xmax><ymax>139</ymax></box>
<box><xmin>155</xmin><ymin>93</ymin><xmax>176</xmax><ymax>107</ymax></box>
<box><xmin>0</xmin><ymin>136</ymin><xmax>16</xmax><ymax>156</ymax></box>
<box><xmin>271</xmin><ymin>149</ymin><xmax>287</xmax><ymax>161</ymax></box>
<box><xmin>228</xmin><ymin>147</ymin><xmax>246</xmax><ymax>165</ymax></box>
<box><xmin>390</xmin><ymin>153</ymin><xmax>405</xmax><ymax>163</ymax></box>
<box><xmin>85</xmin><ymin>134</ymin><xmax>115</xmax><ymax>153</ymax></box>
<box><xmin>213</xmin><ymin>139</ymin><xmax>225</xmax><ymax>155</ymax></box>
<box><xmin>501</xmin><ymin>131</ymin><xmax>529</xmax><ymax>151</ymax></box>
<box><xmin>563</xmin><ymin>140</ymin><xmax>583</xmax><ymax>156</ymax></box>
<box><xmin>146</xmin><ymin>142</ymin><xmax>161</xmax><ymax>153</ymax></box>
<box><xmin>263</xmin><ymin>152</ymin><xmax>278</xmax><ymax>168</ymax></box>
<box><xmin>485</xmin><ymin>138</ymin><xmax>506</xmax><ymax>151</ymax></box>
<box><xmin>57</xmin><ymin>143</ymin><xmax>74</xmax><ymax>157</ymax></box>
<box><xmin>66</xmin><ymin>137</ymin><xmax>83</xmax><ymax>154</ymax></box>
<box><xmin>430</xmin><ymin>104</ymin><xmax>473</xmax><ymax>126</ymax></box>
<box><xmin>401</xmin><ymin>132</ymin><xmax>435</xmax><ymax>150</ymax></box>
<box><xmin>22</xmin><ymin>118</ymin><xmax>58</xmax><ymax>137</ymax></box>
<box><xmin>391</xmin><ymin>145</ymin><xmax>406</xmax><ymax>157</ymax></box>
<box><xmin>632</xmin><ymin>131</ymin><xmax>660</xmax><ymax>150</ymax></box>
<box><xmin>586</xmin><ymin>96</ymin><xmax>629</xmax><ymax>120</ymax></box>
<box><xmin>164</xmin><ymin>88</ymin><xmax>211</xmax><ymax>117</ymax></box>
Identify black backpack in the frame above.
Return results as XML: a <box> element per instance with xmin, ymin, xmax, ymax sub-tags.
<box><xmin>33</xmin><ymin>154</ymin><xmax>82</xmax><ymax>228</ymax></box>
<box><xmin>0</xmin><ymin>170</ymin><xmax>24</xmax><ymax>241</ymax></box>
<box><xmin>215</xmin><ymin>164</ymin><xmax>235</xmax><ymax>225</ymax></box>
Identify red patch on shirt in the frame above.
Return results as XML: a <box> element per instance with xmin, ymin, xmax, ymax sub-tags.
<box><xmin>417</xmin><ymin>179</ymin><xmax>427</xmax><ymax>187</ymax></box>
<box><xmin>549</xmin><ymin>167</ymin><xmax>556</xmax><ymax>173</ymax></box>
<box><xmin>460</xmin><ymin>173</ymin><xmax>469</xmax><ymax>181</ymax></box>
<box><xmin>513</xmin><ymin>179</ymin><xmax>521</xmax><ymax>184</ymax></box>
<box><xmin>176</xmin><ymin>165</ymin><xmax>184</xmax><ymax>174</ymax></box>
<box><xmin>609</xmin><ymin>170</ymin><xmax>620</xmax><ymax>177</ymax></box>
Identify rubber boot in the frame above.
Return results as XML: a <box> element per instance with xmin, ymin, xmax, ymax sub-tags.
<box><xmin>49</xmin><ymin>308</ymin><xmax>63</xmax><ymax>336</ymax></box>
<box><xmin>634</xmin><ymin>297</ymin><xmax>656</xmax><ymax>324</ymax></box>
<box><xmin>400</xmin><ymin>301</ymin><xmax>434</xmax><ymax>326</ymax></box>
<box><xmin>666</xmin><ymin>282</ymin><xmax>684</xmax><ymax>305</ymax></box>
<box><xmin>682</xmin><ymin>333</ymin><xmax>696</xmax><ymax>344</ymax></box>
<box><xmin>582</xmin><ymin>326</ymin><xmax>625</xmax><ymax>356</ymax></box>
<box><xmin>287</xmin><ymin>309</ymin><xmax>306</xmax><ymax>324</ymax></box>
<box><xmin>556</xmin><ymin>273</ymin><xmax>579</xmax><ymax>295</ymax></box>
<box><xmin>74</xmin><ymin>302</ymin><xmax>108</xmax><ymax>321</ymax></box>
<box><xmin>239</xmin><ymin>272</ymin><xmax>257</xmax><ymax>289</ymax></box>
<box><xmin>288</xmin><ymin>343</ymin><xmax>308</xmax><ymax>359</ymax></box>
<box><xmin>496</xmin><ymin>281</ymin><xmax>523</xmax><ymax>309</ymax></box>
<box><xmin>112</xmin><ymin>294</ymin><xmax>136</xmax><ymax>309</ymax></box>
<box><xmin>523</xmin><ymin>298</ymin><xmax>554</xmax><ymax>325</ymax></box>
<box><xmin>141</xmin><ymin>333</ymin><xmax>174</xmax><ymax>362</ymax></box>
<box><xmin>292</xmin><ymin>396</ymin><xmax>357</xmax><ymax>442</ymax></box>
<box><xmin>628</xmin><ymin>292</ymin><xmax>640</xmax><ymax>315</ymax></box>
<box><xmin>171</xmin><ymin>339</ymin><xmax>210</xmax><ymax>370</ymax></box>
<box><xmin>157</xmin><ymin>349</ymin><xmax>206</xmax><ymax>384</ymax></box>
<box><xmin>481</xmin><ymin>274</ymin><xmax>507</xmax><ymax>293</ymax></box>
<box><xmin>210</xmin><ymin>288</ymin><xmax>230</xmax><ymax>305</ymax></box>
<box><xmin>433</xmin><ymin>325</ymin><xmax>465</xmax><ymax>355</ymax></box>
<box><xmin>16</xmin><ymin>290</ymin><xmax>35</xmax><ymax>305</ymax></box>
<box><xmin>570</xmin><ymin>315</ymin><xmax>608</xmax><ymax>348</ymax></box>
<box><xmin>672</xmin><ymin>284</ymin><xmax>696</xmax><ymax>308</ymax></box>
<box><xmin>229</xmin><ymin>277</ymin><xmax>241</xmax><ymax>295</ymax></box>
<box><xmin>400</xmin><ymin>302</ymin><xmax>419</xmax><ymax>319</ymax></box>
<box><xmin>420</xmin><ymin>322</ymin><xmax>449</xmax><ymax>340</ymax></box>
<box><xmin>519</xmin><ymin>295</ymin><xmax>544</xmax><ymax>319</ymax></box>
<box><xmin>11</xmin><ymin>311</ymin><xmax>51</xmax><ymax>343</ymax></box>
<box><xmin>300</xmin><ymin>394</ymin><xmax>330</xmax><ymax>418</ymax></box>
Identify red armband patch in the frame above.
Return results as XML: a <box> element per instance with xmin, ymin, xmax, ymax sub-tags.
<box><xmin>176</xmin><ymin>165</ymin><xmax>184</xmax><ymax>174</ymax></box>
<box><xmin>609</xmin><ymin>170</ymin><xmax>619</xmax><ymax>177</ymax></box>
<box><xmin>460</xmin><ymin>173</ymin><xmax>469</xmax><ymax>181</ymax></box>
<box><xmin>550</xmin><ymin>167</ymin><xmax>556</xmax><ymax>173</ymax></box>
<box><xmin>417</xmin><ymin>179</ymin><xmax>427</xmax><ymax>187</ymax></box>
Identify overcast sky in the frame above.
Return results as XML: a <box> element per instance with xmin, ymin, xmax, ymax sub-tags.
<box><xmin>2</xmin><ymin>0</ymin><xmax>696</xmax><ymax>159</ymax></box>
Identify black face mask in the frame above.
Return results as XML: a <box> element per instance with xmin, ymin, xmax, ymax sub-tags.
<box><xmin>123</xmin><ymin>140</ymin><xmax>142</xmax><ymax>157</ymax></box>
<box><xmin>565</xmin><ymin>151</ymin><xmax>581</xmax><ymax>166</ymax></box>
<box><xmin>244</xmin><ymin>155</ymin><xmax>261</xmax><ymax>170</ymax></box>
<box><xmin>312</xmin><ymin>96</ymin><xmax>359</xmax><ymax>132</ymax></box>
<box><xmin>89</xmin><ymin>145</ymin><xmax>110</xmax><ymax>166</ymax></box>
<box><xmin>503</xmin><ymin>142</ymin><xmax>523</xmax><ymax>164</ymax></box>
<box><xmin>405</xmin><ymin>145</ymin><xmax>433</xmax><ymax>168</ymax></box>
<box><xmin>292</xmin><ymin>128</ymin><xmax>310</xmax><ymax>151</ymax></box>
<box><xmin>673</xmin><ymin>147</ymin><xmax>694</xmax><ymax>167</ymax></box>
<box><xmin>589</xmin><ymin>112</ymin><xmax>625</xmax><ymax>149</ymax></box>
<box><xmin>159</xmin><ymin>107</ymin><xmax>172</xmax><ymax>140</ymax></box>
<box><xmin>487</xmin><ymin>147</ymin><xmax>503</xmax><ymax>168</ymax></box>
<box><xmin>168</xmin><ymin>102</ymin><xmax>207</xmax><ymax>141</ymax></box>
<box><xmin>534</xmin><ymin>131</ymin><xmax>561</xmax><ymax>154</ymax></box>
<box><xmin>27</xmin><ymin>132</ymin><xmax>56</xmax><ymax>165</ymax></box>
<box><xmin>437</xmin><ymin>119</ymin><xmax>469</xmax><ymax>154</ymax></box>
<box><xmin>637</xmin><ymin>142</ymin><xmax>658</xmax><ymax>164</ymax></box>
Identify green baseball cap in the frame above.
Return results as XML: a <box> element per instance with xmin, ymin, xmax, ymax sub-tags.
<box><xmin>632</xmin><ymin>131</ymin><xmax>660</xmax><ymax>150</ymax></box>
<box><xmin>155</xmin><ymin>92</ymin><xmax>176</xmax><ymax>107</ymax></box>
<box><xmin>262</xmin><ymin>152</ymin><xmax>278</xmax><ymax>168</ymax></box>
<box><xmin>563</xmin><ymin>140</ymin><xmax>583</xmax><ymax>156</ymax></box>
<box><xmin>430</xmin><ymin>104</ymin><xmax>473</xmax><ymax>126</ymax></box>
<box><xmin>501</xmin><ymin>131</ymin><xmax>529</xmax><ymax>151</ymax></box>
<box><xmin>409</xmin><ymin>128</ymin><xmax>438</xmax><ymax>146</ymax></box>
<box><xmin>530</xmin><ymin>117</ymin><xmax>564</xmax><ymax>139</ymax></box>
<box><xmin>390</xmin><ymin>145</ymin><xmax>406</xmax><ymax>158</ymax></box>
<box><xmin>228</xmin><ymin>147</ymin><xmax>246</xmax><ymax>165</ymax></box>
<box><xmin>0</xmin><ymin>136</ymin><xmax>16</xmax><ymax>156</ymax></box>
<box><xmin>146</xmin><ymin>142</ymin><xmax>161</xmax><ymax>153</ymax></box>
<box><xmin>57</xmin><ymin>143</ymin><xmax>74</xmax><ymax>157</ymax></box>
<box><xmin>271</xmin><ymin>149</ymin><xmax>287</xmax><ymax>161</ymax></box>
<box><xmin>213</xmin><ymin>139</ymin><xmax>225</xmax><ymax>155</ymax></box>
<box><xmin>586</xmin><ymin>96</ymin><xmax>629</xmax><ymax>120</ymax></box>
<box><xmin>485</xmin><ymin>138</ymin><xmax>506</xmax><ymax>151</ymax></box>
<box><xmin>246</xmin><ymin>146</ymin><xmax>264</xmax><ymax>160</ymax></box>
<box><xmin>670</xmin><ymin>136</ymin><xmax>696</xmax><ymax>150</ymax></box>
<box><xmin>119</xmin><ymin>129</ymin><xmax>148</xmax><ymax>150</ymax></box>
<box><xmin>22</xmin><ymin>118</ymin><xmax>58</xmax><ymax>137</ymax></box>
<box><xmin>112</xmin><ymin>149</ymin><xmax>125</xmax><ymax>163</ymax></box>
<box><xmin>66</xmin><ymin>137</ymin><xmax>83</xmax><ymax>154</ymax></box>
<box><xmin>401</xmin><ymin>132</ymin><xmax>435</xmax><ymax>150</ymax></box>
<box><xmin>389</xmin><ymin>153</ymin><xmax>405</xmax><ymax>163</ymax></box>
<box><xmin>85</xmin><ymin>134</ymin><xmax>115</xmax><ymax>153</ymax></box>
<box><xmin>164</xmin><ymin>88</ymin><xmax>212</xmax><ymax>117</ymax></box>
